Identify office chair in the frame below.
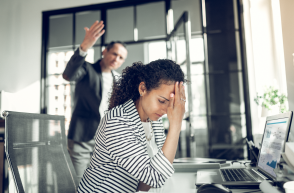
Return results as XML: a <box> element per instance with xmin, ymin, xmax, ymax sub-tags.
<box><xmin>2</xmin><ymin>111</ymin><xmax>79</xmax><ymax>193</ymax></box>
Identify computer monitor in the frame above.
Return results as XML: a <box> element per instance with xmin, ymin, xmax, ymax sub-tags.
<box><xmin>257</xmin><ymin>111</ymin><xmax>293</xmax><ymax>177</ymax></box>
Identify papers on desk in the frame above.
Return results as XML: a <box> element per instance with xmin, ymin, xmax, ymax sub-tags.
<box><xmin>173</xmin><ymin>163</ymin><xmax>220</xmax><ymax>172</ymax></box>
<box><xmin>173</xmin><ymin>157</ymin><xmax>226</xmax><ymax>164</ymax></box>
<box><xmin>173</xmin><ymin>157</ymin><xmax>226</xmax><ymax>172</ymax></box>
<box><xmin>285</xmin><ymin>143</ymin><xmax>294</xmax><ymax>167</ymax></box>
<box><xmin>260</xmin><ymin>180</ymin><xmax>282</xmax><ymax>193</ymax></box>
<box><xmin>281</xmin><ymin>142</ymin><xmax>294</xmax><ymax>173</ymax></box>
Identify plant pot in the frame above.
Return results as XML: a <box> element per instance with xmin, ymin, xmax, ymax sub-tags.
<box><xmin>261</xmin><ymin>105</ymin><xmax>280</xmax><ymax>117</ymax></box>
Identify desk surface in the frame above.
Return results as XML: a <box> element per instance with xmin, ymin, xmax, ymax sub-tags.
<box><xmin>149</xmin><ymin>172</ymin><xmax>262</xmax><ymax>193</ymax></box>
<box><xmin>149</xmin><ymin>162</ymin><xmax>263</xmax><ymax>193</ymax></box>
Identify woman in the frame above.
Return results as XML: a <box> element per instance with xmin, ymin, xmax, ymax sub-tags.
<box><xmin>78</xmin><ymin>59</ymin><xmax>187</xmax><ymax>192</ymax></box>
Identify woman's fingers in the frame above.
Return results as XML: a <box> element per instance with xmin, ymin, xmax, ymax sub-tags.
<box><xmin>168</xmin><ymin>93</ymin><xmax>175</xmax><ymax>109</ymax></box>
<box><xmin>174</xmin><ymin>82</ymin><xmax>180</xmax><ymax>103</ymax></box>
<box><xmin>180</xmin><ymin>83</ymin><xmax>186</xmax><ymax>102</ymax></box>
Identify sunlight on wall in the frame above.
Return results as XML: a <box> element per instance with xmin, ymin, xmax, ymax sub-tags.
<box><xmin>0</xmin><ymin>81</ymin><xmax>40</xmax><ymax>115</ymax></box>
<box><xmin>243</xmin><ymin>0</ymin><xmax>288</xmax><ymax>137</ymax></box>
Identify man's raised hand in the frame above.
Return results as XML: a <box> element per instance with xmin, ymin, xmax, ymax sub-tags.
<box><xmin>80</xmin><ymin>20</ymin><xmax>105</xmax><ymax>52</ymax></box>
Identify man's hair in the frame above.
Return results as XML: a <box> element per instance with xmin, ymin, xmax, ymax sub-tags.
<box><xmin>106</xmin><ymin>41</ymin><xmax>127</xmax><ymax>51</ymax></box>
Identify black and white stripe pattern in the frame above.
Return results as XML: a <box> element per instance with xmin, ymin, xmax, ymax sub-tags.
<box><xmin>78</xmin><ymin>99</ymin><xmax>174</xmax><ymax>193</ymax></box>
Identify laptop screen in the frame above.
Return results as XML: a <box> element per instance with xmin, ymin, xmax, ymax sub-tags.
<box><xmin>257</xmin><ymin>118</ymin><xmax>289</xmax><ymax>177</ymax></box>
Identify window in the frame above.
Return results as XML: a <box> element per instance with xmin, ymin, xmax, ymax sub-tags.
<box><xmin>46</xmin><ymin>49</ymin><xmax>93</xmax><ymax>134</ymax></box>
<box><xmin>41</xmin><ymin>0</ymin><xmax>251</xmax><ymax>160</ymax></box>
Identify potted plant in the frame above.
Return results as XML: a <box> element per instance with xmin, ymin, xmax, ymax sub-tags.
<box><xmin>254</xmin><ymin>86</ymin><xmax>288</xmax><ymax>116</ymax></box>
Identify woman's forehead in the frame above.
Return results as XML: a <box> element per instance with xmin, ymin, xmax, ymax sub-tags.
<box><xmin>153</xmin><ymin>83</ymin><xmax>175</xmax><ymax>93</ymax></box>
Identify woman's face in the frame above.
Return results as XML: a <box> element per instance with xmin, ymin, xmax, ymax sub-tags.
<box><xmin>136</xmin><ymin>82</ymin><xmax>175</xmax><ymax>122</ymax></box>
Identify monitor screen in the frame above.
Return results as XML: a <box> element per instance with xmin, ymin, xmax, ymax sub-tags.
<box><xmin>257</xmin><ymin>118</ymin><xmax>289</xmax><ymax>177</ymax></box>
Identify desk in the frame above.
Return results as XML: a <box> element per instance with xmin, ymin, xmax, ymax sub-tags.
<box><xmin>149</xmin><ymin>173</ymin><xmax>262</xmax><ymax>193</ymax></box>
<box><xmin>149</xmin><ymin>162</ymin><xmax>263</xmax><ymax>193</ymax></box>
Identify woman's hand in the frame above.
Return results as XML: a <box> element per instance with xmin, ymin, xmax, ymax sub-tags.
<box><xmin>136</xmin><ymin>181</ymin><xmax>151</xmax><ymax>192</ymax></box>
<box><xmin>162</xmin><ymin>81</ymin><xmax>186</xmax><ymax>164</ymax></box>
<box><xmin>166</xmin><ymin>81</ymin><xmax>186</xmax><ymax>131</ymax></box>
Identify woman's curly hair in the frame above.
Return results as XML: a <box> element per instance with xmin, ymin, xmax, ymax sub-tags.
<box><xmin>108</xmin><ymin>59</ymin><xmax>187</xmax><ymax>110</ymax></box>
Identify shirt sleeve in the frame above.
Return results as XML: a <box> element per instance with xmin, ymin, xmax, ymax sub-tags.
<box><xmin>62</xmin><ymin>48</ymin><xmax>87</xmax><ymax>82</ymax></box>
<box><xmin>79</xmin><ymin>46</ymin><xmax>87</xmax><ymax>57</ymax></box>
<box><xmin>104</xmin><ymin>117</ymin><xmax>174</xmax><ymax>188</ymax></box>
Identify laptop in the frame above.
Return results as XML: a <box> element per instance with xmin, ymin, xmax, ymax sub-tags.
<box><xmin>196</xmin><ymin>111</ymin><xmax>293</xmax><ymax>188</ymax></box>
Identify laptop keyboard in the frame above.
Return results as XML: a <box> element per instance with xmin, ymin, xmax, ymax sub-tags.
<box><xmin>221</xmin><ymin>169</ymin><xmax>257</xmax><ymax>182</ymax></box>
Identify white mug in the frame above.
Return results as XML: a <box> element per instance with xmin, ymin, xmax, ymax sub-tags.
<box><xmin>284</xmin><ymin>181</ymin><xmax>294</xmax><ymax>193</ymax></box>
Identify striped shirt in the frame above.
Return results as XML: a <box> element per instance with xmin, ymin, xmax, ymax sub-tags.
<box><xmin>78</xmin><ymin>99</ymin><xmax>174</xmax><ymax>193</ymax></box>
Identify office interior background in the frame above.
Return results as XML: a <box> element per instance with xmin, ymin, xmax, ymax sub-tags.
<box><xmin>1</xmin><ymin>0</ymin><xmax>294</xmax><ymax>161</ymax></box>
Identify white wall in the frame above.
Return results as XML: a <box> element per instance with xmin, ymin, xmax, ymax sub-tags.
<box><xmin>279</xmin><ymin>0</ymin><xmax>294</xmax><ymax>141</ymax></box>
<box><xmin>0</xmin><ymin>0</ymin><xmax>119</xmax><ymax>113</ymax></box>
<box><xmin>243</xmin><ymin>0</ymin><xmax>288</xmax><ymax>137</ymax></box>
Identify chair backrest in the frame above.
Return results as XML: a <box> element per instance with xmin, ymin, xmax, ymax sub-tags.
<box><xmin>3</xmin><ymin>111</ymin><xmax>78</xmax><ymax>193</ymax></box>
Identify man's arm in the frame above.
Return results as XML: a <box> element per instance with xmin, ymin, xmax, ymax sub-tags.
<box><xmin>62</xmin><ymin>48</ymin><xmax>87</xmax><ymax>81</ymax></box>
<box><xmin>62</xmin><ymin>20</ymin><xmax>105</xmax><ymax>81</ymax></box>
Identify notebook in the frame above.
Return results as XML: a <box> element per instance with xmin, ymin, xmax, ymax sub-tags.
<box><xmin>195</xmin><ymin>111</ymin><xmax>293</xmax><ymax>188</ymax></box>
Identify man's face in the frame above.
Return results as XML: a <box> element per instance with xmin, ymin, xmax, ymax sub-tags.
<box><xmin>101</xmin><ymin>43</ymin><xmax>128</xmax><ymax>71</ymax></box>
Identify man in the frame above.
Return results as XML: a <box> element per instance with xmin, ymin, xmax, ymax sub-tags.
<box><xmin>62</xmin><ymin>20</ymin><xmax>128</xmax><ymax>182</ymax></box>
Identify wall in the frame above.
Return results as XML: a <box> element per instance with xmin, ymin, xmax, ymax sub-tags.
<box><xmin>0</xmin><ymin>0</ymin><xmax>119</xmax><ymax>113</ymax></box>
<box><xmin>279</xmin><ymin>0</ymin><xmax>294</xmax><ymax>141</ymax></box>
<box><xmin>242</xmin><ymin>0</ymin><xmax>288</xmax><ymax>137</ymax></box>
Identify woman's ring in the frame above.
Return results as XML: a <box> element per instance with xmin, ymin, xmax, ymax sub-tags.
<box><xmin>180</xmin><ymin>98</ymin><xmax>186</xmax><ymax>102</ymax></box>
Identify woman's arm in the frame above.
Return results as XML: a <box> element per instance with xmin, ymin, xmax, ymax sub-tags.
<box><xmin>104</xmin><ymin>115</ymin><xmax>174</xmax><ymax>188</ymax></box>
<box><xmin>162</xmin><ymin>82</ymin><xmax>185</xmax><ymax>164</ymax></box>
<box><xmin>136</xmin><ymin>181</ymin><xmax>151</xmax><ymax>192</ymax></box>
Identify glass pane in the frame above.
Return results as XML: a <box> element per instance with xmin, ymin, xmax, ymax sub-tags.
<box><xmin>93</xmin><ymin>46</ymin><xmax>101</xmax><ymax>62</ymax></box>
<box><xmin>47</xmin><ymin>85</ymin><xmax>65</xmax><ymax>116</ymax></box>
<box><xmin>190</xmin><ymin>38</ymin><xmax>205</xmax><ymax>62</ymax></box>
<box><xmin>76</xmin><ymin>11</ymin><xmax>101</xmax><ymax>46</ymax></box>
<box><xmin>148</xmin><ymin>41</ymin><xmax>167</xmax><ymax>63</ymax></box>
<box><xmin>208</xmin><ymin>72</ymin><xmax>244</xmax><ymax>114</ymax></box>
<box><xmin>191</xmin><ymin>73</ymin><xmax>206</xmax><ymax>115</ymax></box>
<box><xmin>176</xmin><ymin>129</ymin><xmax>188</xmax><ymax>158</ymax></box>
<box><xmin>47</xmin><ymin>51</ymin><xmax>73</xmax><ymax>75</ymax></box>
<box><xmin>49</xmin><ymin>14</ymin><xmax>73</xmax><ymax>48</ymax></box>
<box><xmin>209</xmin><ymin>114</ymin><xmax>246</xmax><ymax>159</ymax></box>
<box><xmin>192</xmin><ymin>116</ymin><xmax>207</xmax><ymax>130</ymax></box>
<box><xmin>137</xmin><ymin>2</ymin><xmax>166</xmax><ymax>39</ymax></box>
<box><xmin>106</xmin><ymin>6</ymin><xmax>134</xmax><ymax>43</ymax></box>
<box><xmin>46</xmin><ymin>84</ymin><xmax>73</xmax><ymax>134</ymax></box>
<box><xmin>176</xmin><ymin>38</ymin><xmax>205</xmax><ymax>65</ymax></box>
<box><xmin>181</xmin><ymin>64</ymin><xmax>206</xmax><ymax>116</ymax></box>
<box><xmin>207</xmin><ymin>31</ymin><xmax>239</xmax><ymax>72</ymax></box>
<box><xmin>46</xmin><ymin>74</ymin><xmax>67</xmax><ymax>86</ymax></box>
<box><xmin>46</xmin><ymin>50</ymin><xmax>93</xmax><ymax>133</ymax></box>
<box><xmin>176</xmin><ymin>116</ymin><xmax>207</xmax><ymax>158</ymax></box>
<box><xmin>116</xmin><ymin>43</ymin><xmax>145</xmax><ymax>74</ymax></box>
<box><xmin>205</xmin><ymin>0</ymin><xmax>235</xmax><ymax>31</ymax></box>
<box><xmin>176</xmin><ymin>38</ymin><xmax>187</xmax><ymax>65</ymax></box>
<box><xmin>192</xmin><ymin>119</ymin><xmax>209</xmax><ymax>157</ymax></box>
<box><xmin>171</xmin><ymin>0</ymin><xmax>202</xmax><ymax>34</ymax></box>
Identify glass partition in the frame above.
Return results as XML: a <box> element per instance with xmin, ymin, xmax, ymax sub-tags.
<box><xmin>167</xmin><ymin>4</ymin><xmax>247</xmax><ymax>160</ymax></box>
<box><xmin>167</xmin><ymin>11</ymin><xmax>203</xmax><ymax>158</ymax></box>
